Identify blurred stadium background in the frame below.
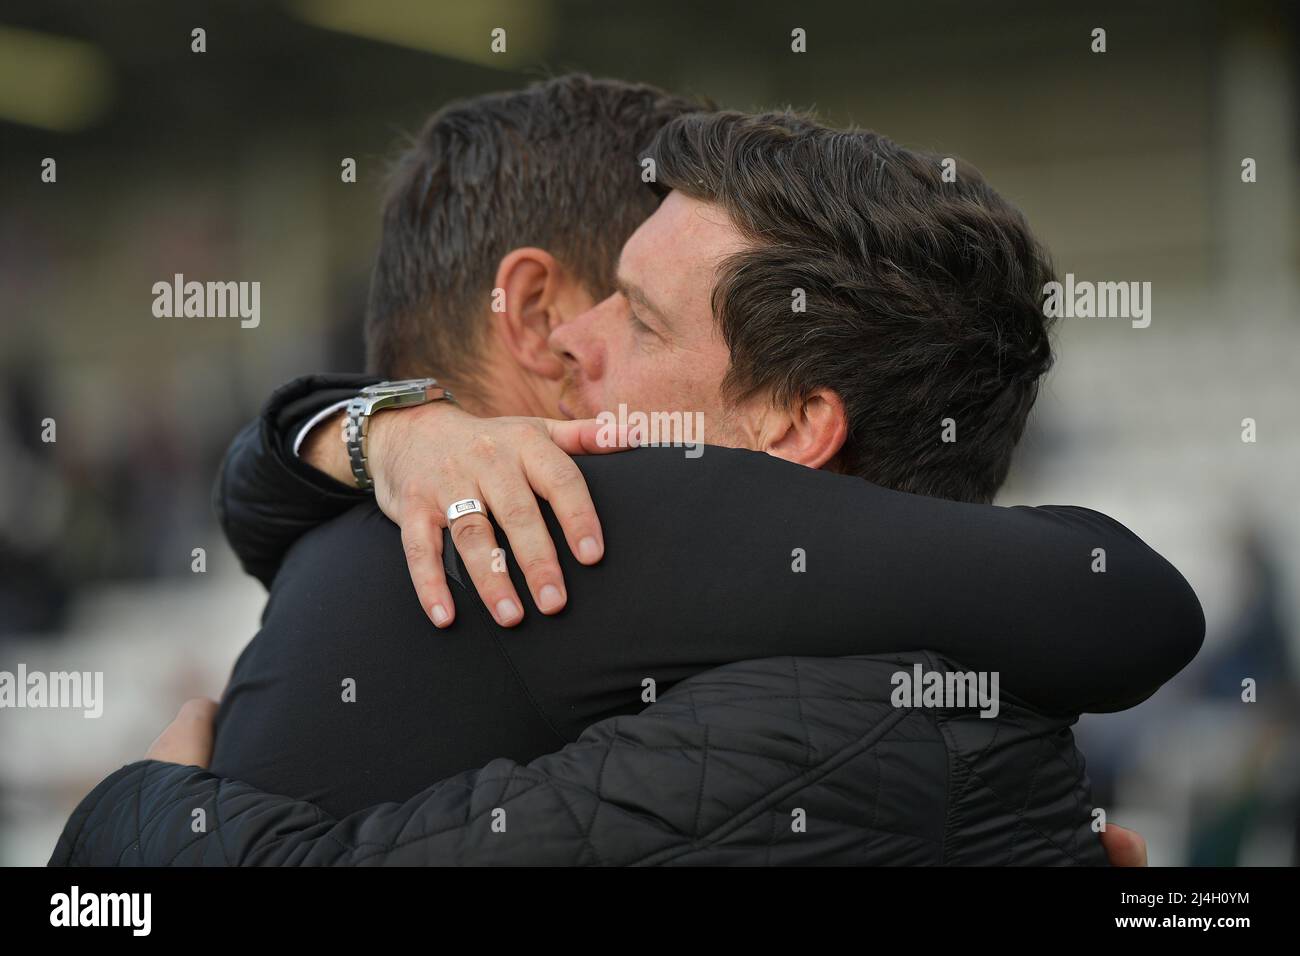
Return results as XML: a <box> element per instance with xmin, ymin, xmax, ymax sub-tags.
<box><xmin>1</xmin><ymin>0</ymin><xmax>1297</xmax><ymax>866</ymax></box>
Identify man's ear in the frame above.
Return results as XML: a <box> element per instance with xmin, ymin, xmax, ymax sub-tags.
<box><xmin>492</xmin><ymin>247</ymin><xmax>567</xmax><ymax>380</ymax></box>
<box><xmin>763</xmin><ymin>388</ymin><xmax>848</xmax><ymax>471</ymax></box>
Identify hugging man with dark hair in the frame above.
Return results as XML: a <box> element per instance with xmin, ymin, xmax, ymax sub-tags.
<box><xmin>646</xmin><ymin>116</ymin><xmax>1056</xmax><ymax>503</ymax></box>
<box><xmin>52</xmin><ymin>75</ymin><xmax>1202</xmax><ymax>866</ymax></box>
<box><xmin>366</xmin><ymin>77</ymin><xmax>698</xmax><ymax>396</ymax></box>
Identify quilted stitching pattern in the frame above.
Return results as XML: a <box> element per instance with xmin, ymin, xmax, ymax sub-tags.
<box><xmin>50</xmin><ymin>654</ymin><xmax>1107</xmax><ymax>866</ymax></box>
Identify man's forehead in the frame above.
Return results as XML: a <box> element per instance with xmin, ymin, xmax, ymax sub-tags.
<box><xmin>619</xmin><ymin>192</ymin><xmax>747</xmax><ymax>292</ymax></box>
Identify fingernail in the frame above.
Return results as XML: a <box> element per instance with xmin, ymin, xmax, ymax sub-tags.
<box><xmin>578</xmin><ymin>536</ymin><xmax>601</xmax><ymax>563</ymax></box>
<box><xmin>496</xmin><ymin>598</ymin><xmax>522</xmax><ymax>624</ymax></box>
<box><xmin>538</xmin><ymin>584</ymin><xmax>563</xmax><ymax>612</ymax></box>
<box><xmin>431</xmin><ymin>604</ymin><xmax>449</xmax><ymax>627</ymax></box>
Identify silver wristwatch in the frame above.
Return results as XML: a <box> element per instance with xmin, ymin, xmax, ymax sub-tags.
<box><xmin>343</xmin><ymin>378</ymin><xmax>455</xmax><ymax>490</ymax></box>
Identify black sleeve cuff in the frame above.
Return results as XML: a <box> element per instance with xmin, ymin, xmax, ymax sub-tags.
<box><xmin>262</xmin><ymin>372</ymin><xmax>383</xmax><ymax>498</ymax></box>
<box><xmin>213</xmin><ymin>373</ymin><xmax>382</xmax><ymax>587</ymax></box>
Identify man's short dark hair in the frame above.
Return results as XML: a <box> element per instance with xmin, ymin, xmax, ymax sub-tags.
<box><xmin>366</xmin><ymin>75</ymin><xmax>703</xmax><ymax>384</ymax></box>
<box><xmin>646</xmin><ymin>111</ymin><xmax>1058</xmax><ymax>504</ymax></box>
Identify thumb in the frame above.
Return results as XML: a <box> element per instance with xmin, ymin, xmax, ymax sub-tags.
<box><xmin>146</xmin><ymin>697</ymin><xmax>218</xmax><ymax>768</ymax></box>
<box><xmin>1100</xmin><ymin>823</ymin><xmax>1148</xmax><ymax>867</ymax></box>
<box><xmin>542</xmin><ymin>416</ymin><xmax>640</xmax><ymax>455</ymax></box>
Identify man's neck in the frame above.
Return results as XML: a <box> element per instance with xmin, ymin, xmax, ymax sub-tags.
<box><xmin>448</xmin><ymin>351</ymin><xmax>553</xmax><ymax>420</ymax></box>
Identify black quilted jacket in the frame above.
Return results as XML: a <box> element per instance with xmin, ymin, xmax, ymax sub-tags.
<box><xmin>51</xmin><ymin>653</ymin><xmax>1107</xmax><ymax>866</ymax></box>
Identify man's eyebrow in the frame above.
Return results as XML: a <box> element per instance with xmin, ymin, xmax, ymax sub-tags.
<box><xmin>615</xmin><ymin>272</ymin><xmax>671</xmax><ymax>329</ymax></box>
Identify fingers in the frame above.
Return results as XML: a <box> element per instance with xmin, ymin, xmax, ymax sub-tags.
<box><xmin>446</xmin><ymin>500</ymin><xmax>525</xmax><ymax>627</ymax></box>
<box><xmin>146</xmin><ymin>697</ymin><xmax>218</xmax><ymax>767</ymax></box>
<box><xmin>379</xmin><ymin>415</ymin><xmax>613</xmax><ymax>629</ymax></box>
<box><xmin>478</xmin><ymin>469</ymin><xmax>567</xmax><ymax>616</ymax></box>
<box><xmin>523</xmin><ymin>442</ymin><xmax>605</xmax><ymax>566</ymax></box>
<box><xmin>399</xmin><ymin>507</ymin><xmax>456</xmax><ymax>629</ymax></box>
<box><xmin>543</xmin><ymin>417</ymin><xmax>640</xmax><ymax>455</ymax></box>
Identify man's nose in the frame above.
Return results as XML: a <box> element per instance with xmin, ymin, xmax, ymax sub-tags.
<box><xmin>549</xmin><ymin>321</ymin><xmax>579</xmax><ymax>366</ymax></box>
<box><xmin>550</xmin><ymin>302</ymin><xmax>607</xmax><ymax>377</ymax></box>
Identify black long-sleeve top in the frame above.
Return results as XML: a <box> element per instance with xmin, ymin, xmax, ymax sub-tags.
<box><xmin>208</xmin><ymin>374</ymin><xmax>1204</xmax><ymax>817</ymax></box>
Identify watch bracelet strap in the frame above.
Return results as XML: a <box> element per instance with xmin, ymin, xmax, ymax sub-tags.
<box><xmin>343</xmin><ymin>381</ymin><xmax>456</xmax><ymax>491</ymax></box>
<box><xmin>344</xmin><ymin>397</ymin><xmax>373</xmax><ymax>490</ymax></box>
